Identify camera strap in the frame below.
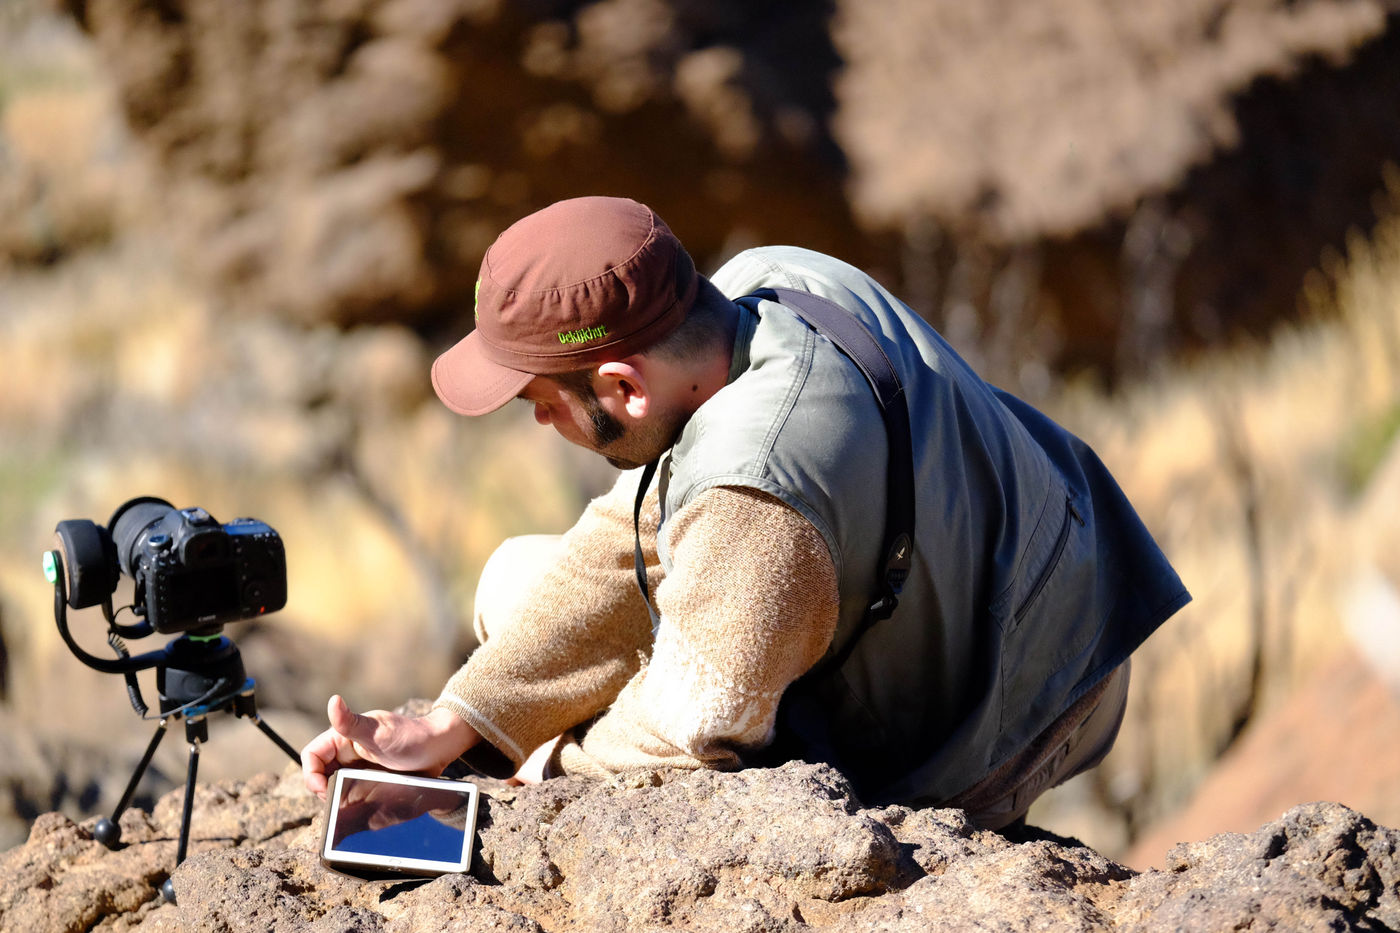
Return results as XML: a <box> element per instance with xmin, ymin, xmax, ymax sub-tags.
<box><xmin>633</xmin><ymin>457</ymin><xmax>663</xmax><ymax>635</ymax></box>
<box><xmin>633</xmin><ymin>286</ymin><xmax>914</xmax><ymax>660</ymax></box>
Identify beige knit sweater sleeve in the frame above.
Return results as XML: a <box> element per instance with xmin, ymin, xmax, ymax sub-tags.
<box><xmin>433</xmin><ymin>469</ymin><xmax>660</xmax><ymax>767</ymax></box>
<box><xmin>434</xmin><ymin>472</ymin><xmax>840</xmax><ymax>778</ymax></box>
<box><xmin>555</xmin><ymin>484</ymin><xmax>840</xmax><ymax>779</ymax></box>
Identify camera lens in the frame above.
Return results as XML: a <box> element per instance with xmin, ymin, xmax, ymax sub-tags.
<box><xmin>107</xmin><ymin>497</ymin><xmax>177</xmax><ymax>576</ymax></box>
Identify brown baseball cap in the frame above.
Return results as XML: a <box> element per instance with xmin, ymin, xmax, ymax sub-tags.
<box><xmin>432</xmin><ymin>196</ymin><xmax>698</xmax><ymax>416</ymax></box>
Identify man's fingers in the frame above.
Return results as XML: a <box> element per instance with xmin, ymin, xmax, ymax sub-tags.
<box><xmin>306</xmin><ymin>695</ymin><xmax>472</xmax><ymax>788</ymax></box>
<box><xmin>300</xmin><ymin>728</ymin><xmax>343</xmax><ymax>798</ymax></box>
<box><xmin>328</xmin><ymin>694</ymin><xmax>384</xmax><ymax>758</ymax></box>
<box><xmin>302</xmin><ymin>696</ymin><xmax>391</xmax><ymax>799</ymax></box>
<box><xmin>304</xmin><ymin>768</ymin><xmax>329</xmax><ymax>799</ymax></box>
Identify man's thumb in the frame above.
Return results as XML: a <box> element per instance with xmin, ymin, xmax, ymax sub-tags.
<box><xmin>327</xmin><ymin>695</ymin><xmax>370</xmax><ymax>741</ymax></box>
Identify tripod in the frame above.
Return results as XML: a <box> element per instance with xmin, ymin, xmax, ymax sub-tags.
<box><xmin>92</xmin><ymin>633</ymin><xmax>301</xmax><ymax>904</ymax></box>
<box><xmin>45</xmin><ymin>553</ymin><xmax>302</xmax><ymax>905</ymax></box>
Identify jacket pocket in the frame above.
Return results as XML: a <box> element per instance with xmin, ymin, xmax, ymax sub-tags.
<box><xmin>1010</xmin><ymin>495</ymin><xmax>1084</xmax><ymax>631</ymax></box>
<box><xmin>997</xmin><ymin>491</ymin><xmax>1097</xmax><ymax>741</ymax></box>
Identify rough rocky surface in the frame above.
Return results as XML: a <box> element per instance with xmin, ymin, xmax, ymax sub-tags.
<box><xmin>58</xmin><ymin>0</ymin><xmax>867</xmax><ymax>329</ymax></box>
<box><xmin>834</xmin><ymin>0</ymin><xmax>1395</xmax><ymax>239</ymax></box>
<box><xmin>1</xmin><ymin>760</ymin><xmax>1396</xmax><ymax>931</ymax></box>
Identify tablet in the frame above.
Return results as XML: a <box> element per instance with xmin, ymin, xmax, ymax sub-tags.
<box><xmin>320</xmin><ymin>768</ymin><xmax>480</xmax><ymax>876</ymax></box>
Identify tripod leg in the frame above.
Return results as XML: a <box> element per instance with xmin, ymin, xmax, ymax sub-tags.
<box><xmin>252</xmin><ymin>717</ymin><xmax>301</xmax><ymax>764</ymax></box>
<box><xmin>95</xmin><ymin>719</ymin><xmax>169</xmax><ymax>849</ymax></box>
<box><xmin>160</xmin><ymin>735</ymin><xmax>202</xmax><ymax>906</ymax></box>
<box><xmin>175</xmin><ymin>739</ymin><xmax>200</xmax><ymax>867</ymax></box>
<box><xmin>232</xmin><ymin>684</ymin><xmax>301</xmax><ymax>764</ymax></box>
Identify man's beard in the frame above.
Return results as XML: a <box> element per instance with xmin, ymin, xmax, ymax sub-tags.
<box><xmin>571</xmin><ymin>383</ymin><xmax>680</xmax><ymax>471</ymax></box>
<box><xmin>584</xmin><ymin>396</ymin><xmax>626</xmax><ymax>448</ymax></box>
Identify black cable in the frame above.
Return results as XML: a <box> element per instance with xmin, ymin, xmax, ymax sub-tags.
<box><xmin>142</xmin><ymin>679</ymin><xmax>243</xmax><ymax>723</ymax></box>
<box><xmin>107</xmin><ymin>631</ymin><xmax>150</xmax><ymax>717</ymax></box>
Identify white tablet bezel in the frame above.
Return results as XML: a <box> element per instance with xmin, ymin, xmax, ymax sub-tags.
<box><xmin>320</xmin><ymin>768</ymin><xmax>479</xmax><ymax>876</ymax></box>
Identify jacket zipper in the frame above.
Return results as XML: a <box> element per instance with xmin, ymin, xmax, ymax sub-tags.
<box><xmin>1013</xmin><ymin>496</ymin><xmax>1077</xmax><ymax>627</ymax></box>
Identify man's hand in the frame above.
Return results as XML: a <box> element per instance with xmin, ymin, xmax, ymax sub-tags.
<box><xmin>300</xmin><ymin>695</ymin><xmax>481</xmax><ymax>799</ymax></box>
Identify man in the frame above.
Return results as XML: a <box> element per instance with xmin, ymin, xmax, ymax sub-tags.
<box><xmin>301</xmin><ymin>196</ymin><xmax>1189</xmax><ymax>828</ymax></box>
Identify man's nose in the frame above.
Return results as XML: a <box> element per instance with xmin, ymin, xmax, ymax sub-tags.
<box><xmin>533</xmin><ymin>403</ymin><xmax>551</xmax><ymax>426</ymax></box>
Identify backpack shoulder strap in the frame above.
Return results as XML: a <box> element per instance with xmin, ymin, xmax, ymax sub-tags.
<box><xmin>751</xmin><ymin>287</ymin><xmax>914</xmax><ymax>661</ymax></box>
<box><xmin>632</xmin><ymin>286</ymin><xmax>916</xmax><ymax>660</ymax></box>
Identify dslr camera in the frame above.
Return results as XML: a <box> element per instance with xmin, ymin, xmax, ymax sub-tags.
<box><xmin>50</xmin><ymin>497</ymin><xmax>286</xmax><ymax>635</ymax></box>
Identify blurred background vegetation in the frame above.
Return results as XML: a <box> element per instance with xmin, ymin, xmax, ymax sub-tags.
<box><xmin>1</xmin><ymin>0</ymin><xmax>1398</xmax><ymax>867</ymax></box>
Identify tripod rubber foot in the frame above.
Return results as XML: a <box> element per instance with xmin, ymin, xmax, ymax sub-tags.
<box><xmin>93</xmin><ymin>818</ymin><xmax>122</xmax><ymax>849</ymax></box>
<box><xmin>161</xmin><ymin>879</ymin><xmax>177</xmax><ymax>904</ymax></box>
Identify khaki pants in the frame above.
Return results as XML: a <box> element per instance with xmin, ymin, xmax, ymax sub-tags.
<box><xmin>470</xmin><ymin>534</ymin><xmax>582</xmax><ymax>779</ymax></box>
<box><xmin>470</xmin><ymin>534</ymin><xmax>569</xmax><ymax>645</ymax></box>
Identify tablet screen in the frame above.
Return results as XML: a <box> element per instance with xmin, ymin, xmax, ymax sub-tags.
<box><xmin>322</xmin><ymin>770</ymin><xmax>479</xmax><ymax>875</ymax></box>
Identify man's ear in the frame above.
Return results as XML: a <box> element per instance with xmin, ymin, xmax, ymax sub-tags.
<box><xmin>597</xmin><ymin>361</ymin><xmax>650</xmax><ymax>418</ymax></box>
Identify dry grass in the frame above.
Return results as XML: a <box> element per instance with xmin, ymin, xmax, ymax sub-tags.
<box><xmin>1030</xmin><ymin>169</ymin><xmax>1400</xmax><ymax>852</ymax></box>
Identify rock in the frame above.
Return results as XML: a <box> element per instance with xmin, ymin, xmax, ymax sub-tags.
<box><xmin>835</xmin><ymin>0</ymin><xmax>1394</xmax><ymax>240</ymax></box>
<box><xmin>59</xmin><ymin>0</ymin><xmax>866</xmax><ymax>328</ymax></box>
<box><xmin>1</xmin><ymin>761</ymin><xmax>1396</xmax><ymax>931</ymax></box>
<box><xmin>1121</xmin><ymin>802</ymin><xmax>1400</xmax><ymax>932</ymax></box>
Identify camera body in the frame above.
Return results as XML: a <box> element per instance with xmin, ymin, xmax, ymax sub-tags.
<box><xmin>53</xmin><ymin>497</ymin><xmax>287</xmax><ymax>635</ymax></box>
<box><xmin>124</xmin><ymin>504</ymin><xmax>286</xmax><ymax>633</ymax></box>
